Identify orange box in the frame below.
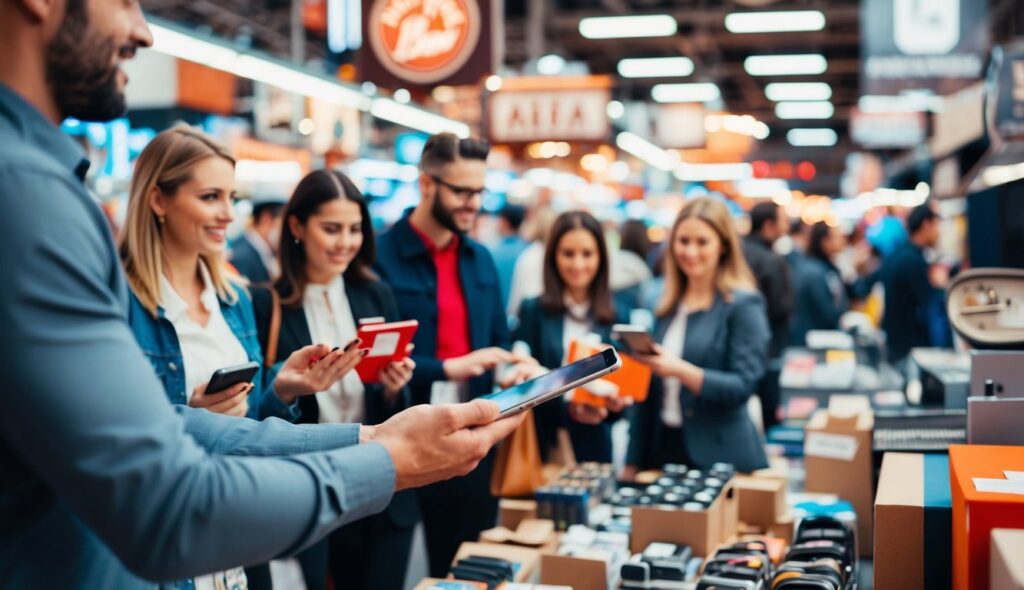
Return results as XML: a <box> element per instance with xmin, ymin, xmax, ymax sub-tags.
<box><xmin>567</xmin><ymin>341</ymin><xmax>650</xmax><ymax>407</ymax></box>
<box><xmin>949</xmin><ymin>445</ymin><xmax>1024</xmax><ymax>590</ymax></box>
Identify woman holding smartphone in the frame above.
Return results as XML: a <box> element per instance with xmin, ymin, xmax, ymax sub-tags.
<box><xmin>625</xmin><ymin>198</ymin><xmax>770</xmax><ymax>477</ymax></box>
<box><xmin>120</xmin><ymin>126</ymin><xmax>365</xmax><ymax>590</ymax></box>
<box><xmin>513</xmin><ymin>211</ymin><xmax>633</xmax><ymax>463</ymax></box>
<box><xmin>251</xmin><ymin>168</ymin><xmax>416</xmax><ymax>590</ymax></box>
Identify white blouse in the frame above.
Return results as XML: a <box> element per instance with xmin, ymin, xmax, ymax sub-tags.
<box><xmin>660</xmin><ymin>303</ymin><xmax>689</xmax><ymax>428</ymax></box>
<box><xmin>159</xmin><ymin>262</ymin><xmax>249</xmax><ymax>590</ymax></box>
<box><xmin>303</xmin><ymin>275</ymin><xmax>365</xmax><ymax>424</ymax></box>
<box><xmin>160</xmin><ymin>262</ymin><xmax>248</xmax><ymax>403</ymax></box>
<box><xmin>561</xmin><ymin>298</ymin><xmax>594</xmax><ymax>364</ymax></box>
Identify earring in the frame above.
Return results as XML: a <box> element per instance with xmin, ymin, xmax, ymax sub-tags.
<box><xmin>294</xmin><ymin>238</ymin><xmax>301</xmax><ymax>244</ymax></box>
<box><xmin>158</xmin><ymin>216</ymin><xmax>165</xmax><ymax>225</ymax></box>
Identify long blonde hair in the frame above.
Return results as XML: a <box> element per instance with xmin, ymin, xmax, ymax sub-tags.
<box><xmin>119</xmin><ymin>124</ymin><xmax>238</xmax><ymax>316</ymax></box>
<box><xmin>656</xmin><ymin>197</ymin><xmax>756</xmax><ymax>317</ymax></box>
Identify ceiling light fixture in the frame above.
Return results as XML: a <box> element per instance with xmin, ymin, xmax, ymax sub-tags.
<box><xmin>775</xmin><ymin>101</ymin><xmax>835</xmax><ymax>119</ymax></box>
<box><xmin>787</xmin><ymin>128</ymin><xmax>838</xmax><ymax>147</ymax></box>
<box><xmin>765</xmin><ymin>82</ymin><xmax>832</xmax><ymax>102</ymax></box>
<box><xmin>652</xmin><ymin>83</ymin><xmax>721</xmax><ymax>103</ymax></box>
<box><xmin>579</xmin><ymin>15</ymin><xmax>678</xmax><ymax>39</ymax></box>
<box><xmin>617</xmin><ymin>57</ymin><xmax>695</xmax><ymax>78</ymax></box>
<box><xmin>725</xmin><ymin>10</ymin><xmax>826</xmax><ymax>34</ymax></box>
<box><xmin>744</xmin><ymin>54</ymin><xmax>827</xmax><ymax>76</ymax></box>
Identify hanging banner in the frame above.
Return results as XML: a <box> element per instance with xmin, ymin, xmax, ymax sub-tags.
<box><xmin>850</xmin><ymin>109</ymin><xmax>927</xmax><ymax>148</ymax></box>
<box><xmin>361</xmin><ymin>0</ymin><xmax>499</xmax><ymax>88</ymax></box>
<box><xmin>488</xmin><ymin>76</ymin><xmax>611</xmax><ymax>143</ymax></box>
<box><xmin>989</xmin><ymin>44</ymin><xmax>1024</xmax><ymax>142</ymax></box>
<box><xmin>861</xmin><ymin>0</ymin><xmax>989</xmax><ymax>96</ymax></box>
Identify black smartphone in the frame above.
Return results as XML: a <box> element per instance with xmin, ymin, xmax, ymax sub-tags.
<box><xmin>613</xmin><ymin>324</ymin><xmax>657</xmax><ymax>355</ymax></box>
<box><xmin>205</xmin><ymin>361</ymin><xmax>260</xmax><ymax>395</ymax></box>
<box><xmin>482</xmin><ymin>348</ymin><xmax>621</xmax><ymax>417</ymax></box>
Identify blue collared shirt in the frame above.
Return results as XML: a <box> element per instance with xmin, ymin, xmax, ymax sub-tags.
<box><xmin>0</xmin><ymin>84</ymin><xmax>395</xmax><ymax>588</ymax></box>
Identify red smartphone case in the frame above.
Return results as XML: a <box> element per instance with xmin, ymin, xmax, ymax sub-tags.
<box><xmin>355</xmin><ymin>319</ymin><xmax>419</xmax><ymax>384</ymax></box>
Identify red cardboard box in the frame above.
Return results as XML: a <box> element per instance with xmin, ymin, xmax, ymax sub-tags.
<box><xmin>949</xmin><ymin>445</ymin><xmax>1024</xmax><ymax>590</ymax></box>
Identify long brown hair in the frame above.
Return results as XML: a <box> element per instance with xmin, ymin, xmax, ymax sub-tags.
<box><xmin>540</xmin><ymin>210</ymin><xmax>616</xmax><ymax>324</ymax></box>
<box><xmin>119</xmin><ymin>124</ymin><xmax>238</xmax><ymax>316</ymax></box>
<box><xmin>275</xmin><ymin>169</ymin><xmax>377</xmax><ymax>307</ymax></box>
<box><xmin>657</xmin><ymin>197</ymin><xmax>756</xmax><ymax>317</ymax></box>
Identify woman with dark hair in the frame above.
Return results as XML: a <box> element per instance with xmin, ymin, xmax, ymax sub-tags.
<box><xmin>513</xmin><ymin>210</ymin><xmax>634</xmax><ymax>463</ymax></box>
<box><xmin>790</xmin><ymin>221</ymin><xmax>850</xmax><ymax>345</ymax></box>
<box><xmin>251</xmin><ymin>168</ymin><xmax>417</xmax><ymax>590</ymax></box>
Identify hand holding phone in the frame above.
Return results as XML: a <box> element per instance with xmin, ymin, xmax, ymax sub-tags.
<box><xmin>205</xmin><ymin>361</ymin><xmax>260</xmax><ymax>394</ymax></box>
<box><xmin>613</xmin><ymin>324</ymin><xmax>657</xmax><ymax>355</ymax></box>
<box><xmin>482</xmin><ymin>348</ymin><xmax>622</xmax><ymax>417</ymax></box>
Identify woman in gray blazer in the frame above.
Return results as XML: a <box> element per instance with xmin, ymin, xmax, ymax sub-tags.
<box><xmin>626</xmin><ymin>198</ymin><xmax>771</xmax><ymax>475</ymax></box>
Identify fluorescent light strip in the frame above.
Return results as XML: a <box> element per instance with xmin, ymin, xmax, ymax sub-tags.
<box><xmin>151</xmin><ymin>24</ymin><xmax>370</xmax><ymax>110</ymax></box>
<box><xmin>765</xmin><ymin>82</ymin><xmax>832</xmax><ymax>102</ymax></box>
<box><xmin>725</xmin><ymin>10</ymin><xmax>826</xmax><ymax>33</ymax></box>
<box><xmin>775</xmin><ymin>101</ymin><xmax>835</xmax><ymax>119</ymax></box>
<box><xmin>150</xmin><ymin>21</ymin><xmax>470</xmax><ymax>137</ymax></box>
<box><xmin>787</xmin><ymin>128</ymin><xmax>838</xmax><ymax>147</ymax></box>
<box><xmin>579</xmin><ymin>15</ymin><xmax>678</xmax><ymax>39</ymax></box>
<box><xmin>858</xmin><ymin>94</ymin><xmax>942</xmax><ymax>113</ymax></box>
<box><xmin>618</xmin><ymin>57</ymin><xmax>694</xmax><ymax>78</ymax></box>
<box><xmin>652</xmin><ymin>83</ymin><xmax>721</xmax><ymax>103</ymax></box>
<box><xmin>615</xmin><ymin>132</ymin><xmax>678</xmax><ymax>172</ymax></box>
<box><xmin>370</xmin><ymin>99</ymin><xmax>471</xmax><ymax>138</ymax></box>
<box><xmin>744</xmin><ymin>54</ymin><xmax>827</xmax><ymax>76</ymax></box>
<box><xmin>674</xmin><ymin>162</ymin><xmax>753</xmax><ymax>182</ymax></box>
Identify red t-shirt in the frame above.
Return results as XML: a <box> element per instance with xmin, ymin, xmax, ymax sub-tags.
<box><xmin>409</xmin><ymin>221</ymin><xmax>471</xmax><ymax>361</ymax></box>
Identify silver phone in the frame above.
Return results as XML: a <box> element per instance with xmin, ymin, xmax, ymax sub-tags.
<box><xmin>613</xmin><ymin>324</ymin><xmax>657</xmax><ymax>355</ymax></box>
<box><xmin>483</xmin><ymin>348</ymin><xmax>622</xmax><ymax>417</ymax></box>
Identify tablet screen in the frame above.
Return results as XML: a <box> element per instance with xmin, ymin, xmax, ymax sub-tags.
<box><xmin>483</xmin><ymin>348</ymin><xmax>619</xmax><ymax>414</ymax></box>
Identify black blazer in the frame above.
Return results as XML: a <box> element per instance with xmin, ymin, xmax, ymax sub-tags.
<box><xmin>229</xmin><ymin>235</ymin><xmax>272</xmax><ymax>285</ymax></box>
<box><xmin>251</xmin><ymin>278</ymin><xmax>419</xmax><ymax>528</ymax></box>
<box><xmin>627</xmin><ymin>290</ymin><xmax>770</xmax><ymax>473</ymax></box>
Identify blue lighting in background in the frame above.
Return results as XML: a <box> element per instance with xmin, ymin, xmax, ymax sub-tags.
<box><xmin>395</xmin><ymin>133</ymin><xmax>428</xmax><ymax>165</ymax></box>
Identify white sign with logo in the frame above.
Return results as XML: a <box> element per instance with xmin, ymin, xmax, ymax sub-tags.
<box><xmin>489</xmin><ymin>88</ymin><xmax>610</xmax><ymax>143</ymax></box>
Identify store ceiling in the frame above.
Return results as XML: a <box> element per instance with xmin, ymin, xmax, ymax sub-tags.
<box><xmin>142</xmin><ymin>0</ymin><xmax>1024</xmax><ymax>195</ymax></box>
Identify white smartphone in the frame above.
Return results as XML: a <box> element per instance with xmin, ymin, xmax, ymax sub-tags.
<box><xmin>483</xmin><ymin>348</ymin><xmax>622</xmax><ymax>417</ymax></box>
<box><xmin>612</xmin><ymin>324</ymin><xmax>657</xmax><ymax>355</ymax></box>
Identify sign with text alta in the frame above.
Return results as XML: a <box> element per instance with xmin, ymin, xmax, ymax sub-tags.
<box><xmin>363</xmin><ymin>0</ymin><xmax>496</xmax><ymax>87</ymax></box>
<box><xmin>488</xmin><ymin>76</ymin><xmax>612</xmax><ymax>144</ymax></box>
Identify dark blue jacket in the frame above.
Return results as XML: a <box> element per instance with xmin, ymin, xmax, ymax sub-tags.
<box><xmin>374</xmin><ymin>215</ymin><xmax>509</xmax><ymax>501</ymax></box>
<box><xmin>229</xmin><ymin>235</ymin><xmax>272</xmax><ymax>285</ymax></box>
<box><xmin>374</xmin><ymin>215</ymin><xmax>511</xmax><ymax>405</ymax></box>
<box><xmin>627</xmin><ymin>290</ymin><xmax>770</xmax><ymax>473</ymax></box>
<box><xmin>127</xmin><ymin>282</ymin><xmax>298</xmax><ymax>422</ymax></box>
<box><xmin>791</xmin><ymin>257</ymin><xmax>849</xmax><ymax>346</ymax></box>
<box><xmin>882</xmin><ymin>243</ymin><xmax>937</xmax><ymax>363</ymax></box>
<box><xmin>512</xmin><ymin>295</ymin><xmax>633</xmax><ymax>462</ymax></box>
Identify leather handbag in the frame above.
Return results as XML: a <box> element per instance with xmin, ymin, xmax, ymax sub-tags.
<box><xmin>263</xmin><ymin>287</ymin><xmax>282</xmax><ymax>368</ymax></box>
<box><xmin>490</xmin><ymin>408</ymin><xmax>544</xmax><ymax>498</ymax></box>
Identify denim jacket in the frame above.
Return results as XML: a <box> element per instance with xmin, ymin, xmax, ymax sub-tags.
<box><xmin>127</xmin><ymin>282</ymin><xmax>299</xmax><ymax>422</ymax></box>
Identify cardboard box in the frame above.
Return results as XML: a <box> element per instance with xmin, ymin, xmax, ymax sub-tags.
<box><xmin>630</xmin><ymin>479</ymin><xmax>738</xmax><ymax>557</ymax></box>
<box><xmin>500</xmin><ymin>499</ymin><xmax>538</xmax><ymax>530</ymax></box>
<box><xmin>950</xmin><ymin>445</ymin><xmax>1024</xmax><ymax>590</ymax></box>
<box><xmin>452</xmin><ymin>542</ymin><xmax>542</xmax><ymax>584</ymax></box>
<box><xmin>539</xmin><ymin>553</ymin><xmax>607</xmax><ymax>590</ymax></box>
<box><xmin>480</xmin><ymin>520</ymin><xmax>561</xmax><ymax>554</ymax></box>
<box><xmin>803</xmin><ymin>395</ymin><xmax>874</xmax><ymax>557</ymax></box>
<box><xmin>752</xmin><ymin>455</ymin><xmax>791</xmax><ymax>483</ymax></box>
<box><xmin>767</xmin><ymin>514</ymin><xmax>794</xmax><ymax>546</ymax></box>
<box><xmin>734</xmin><ymin>475</ymin><xmax>787</xmax><ymax>529</ymax></box>
<box><xmin>991</xmin><ymin>529</ymin><xmax>1024</xmax><ymax>590</ymax></box>
<box><xmin>873</xmin><ymin>453</ymin><xmax>952</xmax><ymax>590</ymax></box>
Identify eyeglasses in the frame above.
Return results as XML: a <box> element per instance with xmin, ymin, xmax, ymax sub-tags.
<box><xmin>430</xmin><ymin>175</ymin><xmax>487</xmax><ymax>201</ymax></box>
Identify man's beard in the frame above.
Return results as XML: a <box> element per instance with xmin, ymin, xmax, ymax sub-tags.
<box><xmin>431</xmin><ymin>188</ymin><xmax>472</xmax><ymax>234</ymax></box>
<box><xmin>45</xmin><ymin>0</ymin><xmax>129</xmax><ymax>122</ymax></box>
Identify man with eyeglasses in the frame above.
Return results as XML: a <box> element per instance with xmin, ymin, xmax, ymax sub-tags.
<box><xmin>375</xmin><ymin>133</ymin><xmax>533</xmax><ymax>577</ymax></box>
